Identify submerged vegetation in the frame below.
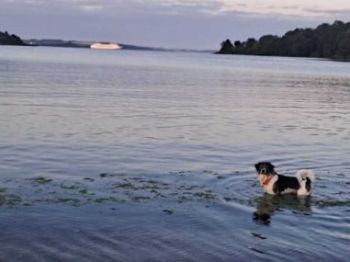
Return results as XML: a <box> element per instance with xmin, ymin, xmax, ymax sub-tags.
<box><xmin>0</xmin><ymin>31</ymin><xmax>24</xmax><ymax>46</ymax></box>
<box><xmin>0</xmin><ymin>171</ymin><xmax>348</xmax><ymax>212</ymax></box>
<box><xmin>0</xmin><ymin>172</ymin><xmax>222</xmax><ymax>208</ymax></box>
<box><xmin>28</xmin><ymin>176</ymin><xmax>53</xmax><ymax>185</ymax></box>
<box><xmin>218</xmin><ymin>21</ymin><xmax>350</xmax><ymax>60</ymax></box>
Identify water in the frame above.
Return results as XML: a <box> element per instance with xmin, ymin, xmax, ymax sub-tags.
<box><xmin>0</xmin><ymin>46</ymin><xmax>349</xmax><ymax>261</ymax></box>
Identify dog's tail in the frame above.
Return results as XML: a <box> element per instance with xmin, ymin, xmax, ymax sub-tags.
<box><xmin>296</xmin><ymin>169</ymin><xmax>315</xmax><ymax>183</ymax></box>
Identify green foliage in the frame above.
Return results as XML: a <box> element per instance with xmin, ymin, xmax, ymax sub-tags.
<box><xmin>217</xmin><ymin>21</ymin><xmax>350</xmax><ymax>60</ymax></box>
<box><xmin>218</xmin><ymin>39</ymin><xmax>234</xmax><ymax>54</ymax></box>
<box><xmin>0</xmin><ymin>31</ymin><xmax>24</xmax><ymax>45</ymax></box>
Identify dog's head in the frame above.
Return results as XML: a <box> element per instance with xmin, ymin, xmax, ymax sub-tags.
<box><xmin>255</xmin><ymin>162</ymin><xmax>276</xmax><ymax>176</ymax></box>
<box><xmin>255</xmin><ymin>162</ymin><xmax>276</xmax><ymax>187</ymax></box>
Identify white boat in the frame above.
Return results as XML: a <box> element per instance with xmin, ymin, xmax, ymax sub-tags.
<box><xmin>90</xmin><ymin>42</ymin><xmax>122</xmax><ymax>50</ymax></box>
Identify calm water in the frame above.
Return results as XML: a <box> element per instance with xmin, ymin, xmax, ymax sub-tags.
<box><xmin>0</xmin><ymin>46</ymin><xmax>349</xmax><ymax>261</ymax></box>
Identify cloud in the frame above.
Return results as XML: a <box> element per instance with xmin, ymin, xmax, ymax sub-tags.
<box><xmin>2</xmin><ymin>0</ymin><xmax>114</xmax><ymax>13</ymax></box>
<box><xmin>2</xmin><ymin>0</ymin><xmax>350</xmax><ymax>49</ymax></box>
<box><xmin>128</xmin><ymin>0</ymin><xmax>350</xmax><ymax>17</ymax></box>
<box><xmin>215</xmin><ymin>0</ymin><xmax>350</xmax><ymax>17</ymax></box>
<box><xmin>302</xmin><ymin>7</ymin><xmax>350</xmax><ymax>16</ymax></box>
<box><xmin>3</xmin><ymin>0</ymin><xmax>350</xmax><ymax>17</ymax></box>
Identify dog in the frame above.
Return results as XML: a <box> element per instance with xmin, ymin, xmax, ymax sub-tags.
<box><xmin>255</xmin><ymin>162</ymin><xmax>315</xmax><ymax>196</ymax></box>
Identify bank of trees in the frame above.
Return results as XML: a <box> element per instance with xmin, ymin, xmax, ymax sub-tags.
<box><xmin>0</xmin><ymin>31</ymin><xmax>24</xmax><ymax>45</ymax></box>
<box><xmin>218</xmin><ymin>21</ymin><xmax>350</xmax><ymax>60</ymax></box>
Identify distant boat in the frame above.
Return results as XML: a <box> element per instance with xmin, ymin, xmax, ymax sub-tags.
<box><xmin>90</xmin><ymin>42</ymin><xmax>122</xmax><ymax>50</ymax></box>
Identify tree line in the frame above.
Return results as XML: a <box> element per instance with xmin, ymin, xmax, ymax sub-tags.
<box><xmin>0</xmin><ymin>31</ymin><xmax>24</xmax><ymax>45</ymax></box>
<box><xmin>218</xmin><ymin>21</ymin><xmax>350</xmax><ymax>60</ymax></box>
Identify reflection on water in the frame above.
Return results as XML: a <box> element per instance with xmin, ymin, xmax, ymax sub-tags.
<box><xmin>253</xmin><ymin>194</ymin><xmax>312</xmax><ymax>225</ymax></box>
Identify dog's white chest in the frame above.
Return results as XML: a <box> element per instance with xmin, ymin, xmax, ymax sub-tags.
<box><xmin>263</xmin><ymin>176</ymin><xmax>278</xmax><ymax>195</ymax></box>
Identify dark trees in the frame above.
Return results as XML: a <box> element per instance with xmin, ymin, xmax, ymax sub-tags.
<box><xmin>217</xmin><ymin>21</ymin><xmax>350</xmax><ymax>60</ymax></box>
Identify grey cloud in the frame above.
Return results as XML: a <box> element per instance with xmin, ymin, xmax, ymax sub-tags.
<box><xmin>302</xmin><ymin>7</ymin><xmax>350</xmax><ymax>16</ymax></box>
<box><xmin>0</xmin><ymin>0</ymin><xmax>346</xmax><ymax>49</ymax></box>
<box><xmin>4</xmin><ymin>1</ymin><xmax>350</xmax><ymax>18</ymax></box>
<box><xmin>266</xmin><ymin>5</ymin><xmax>300</xmax><ymax>10</ymax></box>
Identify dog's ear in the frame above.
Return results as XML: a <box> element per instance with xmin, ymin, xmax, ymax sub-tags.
<box><xmin>254</xmin><ymin>163</ymin><xmax>260</xmax><ymax>171</ymax></box>
<box><xmin>267</xmin><ymin>162</ymin><xmax>275</xmax><ymax>172</ymax></box>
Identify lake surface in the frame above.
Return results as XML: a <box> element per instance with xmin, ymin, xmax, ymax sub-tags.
<box><xmin>0</xmin><ymin>46</ymin><xmax>349</xmax><ymax>261</ymax></box>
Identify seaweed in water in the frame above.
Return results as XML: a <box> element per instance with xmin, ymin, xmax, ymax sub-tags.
<box><xmin>28</xmin><ymin>177</ymin><xmax>53</xmax><ymax>185</ymax></box>
<box><xmin>163</xmin><ymin>209</ymin><xmax>174</xmax><ymax>215</ymax></box>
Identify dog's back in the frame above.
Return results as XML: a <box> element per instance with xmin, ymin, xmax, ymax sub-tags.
<box><xmin>273</xmin><ymin>175</ymin><xmax>300</xmax><ymax>194</ymax></box>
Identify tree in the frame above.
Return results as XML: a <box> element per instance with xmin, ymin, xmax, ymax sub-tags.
<box><xmin>0</xmin><ymin>31</ymin><xmax>24</xmax><ymax>45</ymax></box>
<box><xmin>218</xmin><ymin>39</ymin><xmax>234</xmax><ymax>54</ymax></box>
<box><xmin>217</xmin><ymin>20</ymin><xmax>350</xmax><ymax>60</ymax></box>
<box><xmin>234</xmin><ymin>40</ymin><xmax>242</xmax><ymax>48</ymax></box>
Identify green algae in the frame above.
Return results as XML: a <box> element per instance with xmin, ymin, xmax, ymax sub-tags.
<box><xmin>59</xmin><ymin>183</ymin><xmax>80</xmax><ymax>190</ymax></box>
<box><xmin>79</xmin><ymin>189</ymin><xmax>88</xmax><ymax>195</ymax></box>
<box><xmin>163</xmin><ymin>208</ymin><xmax>174</xmax><ymax>214</ymax></box>
<box><xmin>83</xmin><ymin>177</ymin><xmax>95</xmax><ymax>182</ymax></box>
<box><xmin>94</xmin><ymin>197</ymin><xmax>126</xmax><ymax>204</ymax></box>
<box><xmin>29</xmin><ymin>177</ymin><xmax>53</xmax><ymax>185</ymax></box>
<box><xmin>316</xmin><ymin>200</ymin><xmax>350</xmax><ymax>208</ymax></box>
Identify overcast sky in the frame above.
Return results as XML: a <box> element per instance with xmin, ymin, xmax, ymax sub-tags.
<box><xmin>1</xmin><ymin>0</ymin><xmax>350</xmax><ymax>49</ymax></box>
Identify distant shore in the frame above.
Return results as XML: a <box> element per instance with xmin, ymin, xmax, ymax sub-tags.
<box><xmin>0</xmin><ymin>32</ymin><xmax>208</xmax><ymax>52</ymax></box>
<box><xmin>217</xmin><ymin>20</ymin><xmax>350</xmax><ymax>61</ymax></box>
<box><xmin>0</xmin><ymin>31</ymin><xmax>162</xmax><ymax>50</ymax></box>
<box><xmin>0</xmin><ymin>31</ymin><xmax>25</xmax><ymax>46</ymax></box>
<box><xmin>25</xmin><ymin>38</ymin><xmax>166</xmax><ymax>51</ymax></box>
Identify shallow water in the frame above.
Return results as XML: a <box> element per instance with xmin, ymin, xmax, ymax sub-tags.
<box><xmin>0</xmin><ymin>46</ymin><xmax>349</xmax><ymax>261</ymax></box>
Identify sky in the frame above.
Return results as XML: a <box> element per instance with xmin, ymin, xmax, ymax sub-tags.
<box><xmin>1</xmin><ymin>0</ymin><xmax>350</xmax><ymax>49</ymax></box>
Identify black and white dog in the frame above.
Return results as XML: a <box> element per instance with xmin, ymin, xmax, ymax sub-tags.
<box><xmin>255</xmin><ymin>162</ymin><xmax>315</xmax><ymax>196</ymax></box>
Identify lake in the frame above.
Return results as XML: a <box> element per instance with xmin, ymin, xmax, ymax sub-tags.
<box><xmin>0</xmin><ymin>46</ymin><xmax>349</xmax><ymax>261</ymax></box>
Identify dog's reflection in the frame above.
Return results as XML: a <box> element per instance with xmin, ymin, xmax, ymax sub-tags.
<box><xmin>253</xmin><ymin>194</ymin><xmax>312</xmax><ymax>225</ymax></box>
